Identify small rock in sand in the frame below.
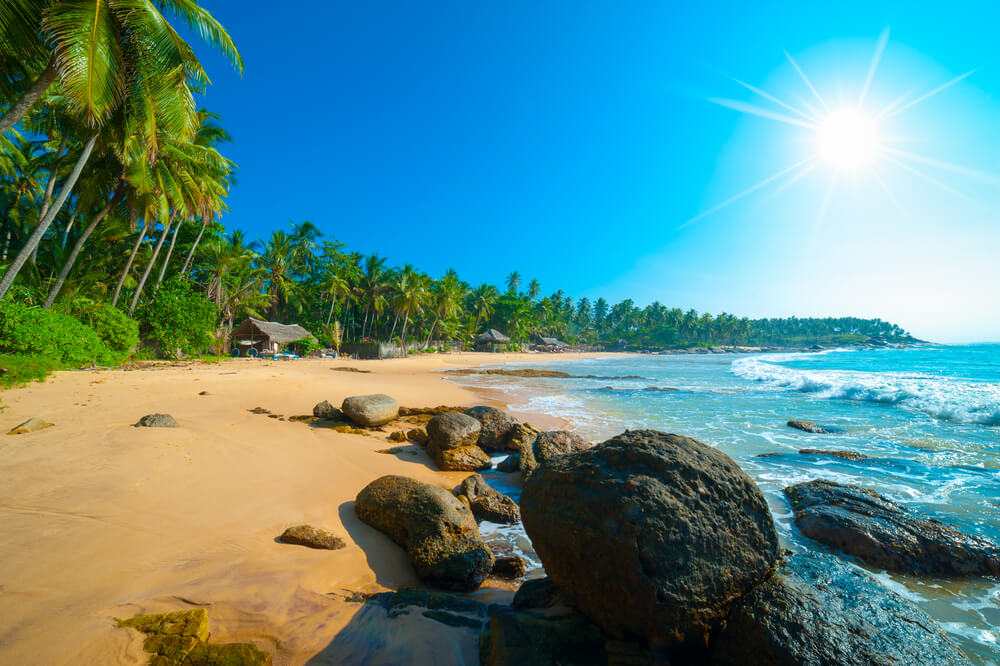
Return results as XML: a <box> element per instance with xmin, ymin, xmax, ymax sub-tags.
<box><xmin>133</xmin><ymin>413</ymin><xmax>178</xmax><ymax>428</ymax></box>
<box><xmin>7</xmin><ymin>417</ymin><xmax>54</xmax><ymax>435</ymax></box>
<box><xmin>278</xmin><ymin>524</ymin><xmax>346</xmax><ymax>550</ymax></box>
<box><xmin>313</xmin><ymin>400</ymin><xmax>340</xmax><ymax>419</ymax></box>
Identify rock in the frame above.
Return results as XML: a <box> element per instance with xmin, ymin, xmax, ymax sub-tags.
<box><xmin>278</xmin><ymin>524</ymin><xmax>346</xmax><ymax>550</ymax></box>
<box><xmin>785</xmin><ymin>480</ymin><xmax>1000</xmax><ymax>577</ymax></box>
<box><xmin>117</xmin><ymin>608</ymin><xmax>271</xmax><ymax>665</ymax></box>
<box><xmin>481</xmin><ymin>611</ymin><xmax>607</xmax><ymax>666</ymax></box>
<box><xmin>133</xmin><ymin>413</ymin><xmax>178</xmax><ymax>428</ymax></box>
<box><xmin>511</xmin><ymin>577</ymin><xmax>564</xmax><ymax>610</ymax></box>
<box><xmin>507</xmin><ymin>423</ymin><xmax>540</xmax><ymax>475</ymax></box>
<box><xmin>710</xmin><ymin>550</ymin><xmax>971</xmax><ymax>665</ymax></box>
<box><xmin>532</xmin><ymin>430</ymin><xmax>589</xmax><ymax>463</ymax></box>
<box><xmin>406</xmin><ymin>427</ymin><xmax>429</xmax><ymax>446</ymax></box>
<box><xmin>432</xmin><ymin>445</ymin><xmax>493</xmax><ymax>472</ymax></box>
<box><xmin>799</xmin><ymin>448</ymin><xmax>867</xmax><ymax>461</ymax></box>
<box><xmin>388</xmin><ymin>430</ymin><xmax>408</xmax><ymax>442</ymax></box>
<box><xmin>787</xmin><ymin>420</ymin><xmax>839</xmax><ymax>434</ymax></box>
<box><xmin>521</xmin><ymin>430</ymin><xmax>779</xmax><ymax>648</ymax></box>
<box><xmin>313</xmin><ymin>400</ymin><xmax>340</xmax><ymax>419</ymax></box>
<box><xmin>492</xmin><ymin>555</ymin><xmax>527</xmax><ymax>579</ymax></box>
<box><xmin>464</xmin><ymin>406</ymin><xmax>520</xmax><ymax>451</ymax></box>
<box><xmin>458</xmin><ymin>475</ymin><xmax>520</xmax><ymax>524</ymax></box>
<box><xmin>497</xmin><ymin>454</ymin><xmax>520</xmax><ymax>473</ymax></box>
<box><xmin>426</xmin><ymin>411</ymin><xmax>481</xmax><ymax>450</ymax></box>
<box><xmin>7</xmin><ymin>417</ymin><xmax>54</xmax><ymax>435</ymax></box>
<box><xmin>458</xmin><ymin>473</ymin><xmax>494</xmax><ymax>500</ymax></box>
<box><xmin>354</xmin><ymin>475</ymin><xmax>494</xmax><ymax>591</ymax></box>
<box><xmin>341</xmin><ymin>394</ymin><xmax>399</xmax><ymax>426</ymax></box>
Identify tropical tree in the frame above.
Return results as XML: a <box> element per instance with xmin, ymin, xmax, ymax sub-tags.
<box><xmin>505</xmin><ymin>270</ymin><xmax>521</xmax><ymax>294</ymax></box>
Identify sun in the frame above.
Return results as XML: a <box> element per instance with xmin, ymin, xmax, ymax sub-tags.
<box><xmin>816</xmin><ymin>109</ymin><xmax>880</xmax><ymax>170</ymax></box>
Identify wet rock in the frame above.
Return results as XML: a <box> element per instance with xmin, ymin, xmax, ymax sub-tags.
<box><xmin>458</xmin><ymin>474</ymin><xmax>521</xmax><ymax>524</ymax></box>
<box><xmin>427</xmin><ymin>411</ymin><xmax>481</xmax><ymax>449</ymax></box>
<box><xmin>799</xmin><ymin>448</ymin><xmax>867</xmax><ymax>461</ymax></box>
<box><xmin>7</xmin><ymin>417</ymin><xmax>54</xmax><ymax>435</ymax></box>
<box><xmin>492</xmin><ymin>555</ymin><xmax>527</xmax><ymax>579</ymax></box>
<box><xmin>710</xmin><ymin>550</ymin><xmax>971</xmax><ymax>665</ymax></box>
<box><xmin>354</xmin><ymin>475</ymin><xmax>494</xmax><ymax>591</ymax></box>
<box><xmin>133</xmin><ymin>413</ymin><xmax>178</xmax><ymax>428</ymax></box>
<box><xmin>481</xmin><ymin>610</ymin><xmax>607</xmax><ymax>666</ymax></box>
<box><xmin>785</xmin><ymin>479</ymin><xmax>1000</xmax><ymax>577</ymax></box>
<box><xmin>313</xmin><ymin>400</ymin><xmax>340</xmax><ymax>419</ymax></box>
<box><xmin>511</xmin><ymin>578</ymin><xmax>564</xmax><ymax>611</ymax></box>
<box><xmin>464</xmin><ymin>406</ymin><xmax>520</xmax><ymax>451</ymax></box>
<box><xmin>507</xmin><ymin>423</ymin><xmax>541</xmax><ymax>474</ymax></box>
<box><xmin>497</xmin><ymin>454</ymin><xmax>520</xmax><ymax>473</ymax></box>
<box><xmin>787</xmin><ymin>420</ymin><xmax>840</xmax><ymax>434</ymax></box>
<box><xmin>521</xmin><ymin>430</ymin><xmax>779</xmax><ymax>648</ymax></box>
<box><xmin>117</xmin><ymin>608</ymin><xmax>271</xmax><ymax>665</ymax></box>
<box><xmin>278</xmin><ymin>524</ymin><xmax>346</xmax><ymax>550</ymax></box>
<box><xmin>406</xmin><ymin>427</ymin><xmax>429</xmax><ymax>446</ymax></box>
<box><xmin>341</xmin><ymin>394</ymin><xmax>399</xmax><ymax>426</ymax></box>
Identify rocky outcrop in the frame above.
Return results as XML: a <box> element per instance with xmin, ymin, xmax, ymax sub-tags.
<box><xmin>464</xmin><ymin>406</ymin><xmax>520</xmax><ymax>451</ymax></box>
<box><xmin>481</xmin><ymin>611</ymin><xmax>608</xmax><ymax>666</ymax></box>
<box><xmin>785</xmin><ymin>480</ymin><xmax>1000</xmax><ymax>577</ymax></box>
<box><xmin>521</xmin><ymin>430</ymin><xmax>779</xmax><ymax>648</ymax></box>
<box><xmin>511</xmin><ymin>577</ymin><xmax>564</xmax><ymax>611</ymax></box>
<box><xmin>458</xmin><ymin>474</ymin><xmax>520</xmax><ymax>524</ymax></box>
<box><xmin>354</xmin><ymin>475</ymin><xmax>494</xmax><ymax>591</ymax></box>
<box><xmin>799</xmin><ymin>448</ymin><xmax>867</xmax><ymax>461</ymax></box>
<box><xmin>278</xmin><ymin>524</ymin><xmax>346</xmax><ymax>550</ymax></box>
<box><xmin>496</xmin><ymin>454</ymin><xmax>520</xmax><ymax>473</ymax></box>
<box><xmin>134</xmin><ymin>413</ymin><xmax>177</xmax><ymax>428</ymax></box>
<box><xmin>313</xmin><ymin>400</ymin><xmax>340</xmax><ymax>419</ymax></box>
<box><xmin>532</xmin><ymin>430</ymin><xmax>589</xmax><ymax>464</ymax></box>
<box><xmin>117</xmin><ymin>608</ymin><xmax>271</xmax><ymax>665</ymax></box>
<box><xmin>492</xmin><ymin>555</ymin><xmax>527</xmax><ymax>579</ymax></box>
<box><xmin>7</xmin><ymin>417</ymin><xmax>53</xmax><ymax>434</ymax></box>
<box><xmin>433</xmin><ymin>445</ymin><xmax>492</xmax><ymax>472</ymax></box>
<box><xmin>341</xmin><ymin>394</ymin><xmax>399</xmax><ymax>426</ymax></box>
<box><xmin>710</xmin><ymin>550</ymin><xmax>971</xmax><ymax>665</ymax></box>
<box><xmin>426</xmin><ymin>412</ymin><xmax>491</xmax><ymax>471</ymax></box>
<box><xmin>406</xmin><ymin>427</ymin><xmax>429</xmax><ymax>446</ymax></box>
<box><xmin>506</xmin><ymin>424</ymin><xmax>540</xmax><ymax>474</ymax></box>
<box><xmin>787</xmin><ymin>420</ymin><xmax>840</xmax><ymax>434</ymax></box>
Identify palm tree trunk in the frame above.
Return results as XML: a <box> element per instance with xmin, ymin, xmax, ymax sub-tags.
<box><xmin>43</xmin><ymin>184</ymin><xmax>124</xmax><ymax>308</ymax></box>
<box><xmin>424</xmin><ymin>314</ymin><xmax>440</xmax><ymax>348</ymax></box>
<box><xmin>0</xmin><ymin>135</ymin><xmax>97</xmax><ymax>300</ymax></box>
<box><xmin>153</xmin><ymin>219</ymin><xmax>183</xmax><ymax>292</ymax></box>
<box><xmin>111</xmin><ymin>214</ymin><xmax>148</xmax><ymax>308</ymax></box>
<box><xmin>128</xmin><ymin>215</ymin><xmax>173</xmax><ymax>316</ymax></box>
<box><xmin>325</xmin><ymin>295</ymin><xmax>337</xmax><ymax>326</ymax></box>
<box><xmin>38</xmin><ymin>136</ymin><xmax>68</xmax><ymax>221</ymax></box>
<box><xmin>179</xmin><ymin>218</ymin><xmax>208</xmax><ymax>276</ymax></box>
<box><xmin>0</xmin><ymin>56</ymin><xmax>58</xmax><ymax>134</ymax></box>
<box><xmin>62</xmin><ymin>210</ymin><xmax>77</xmax><ymax>247</ymax></box>
<box><xmin>401</xmin><ymin>312</ymin><xmax>410</xmax><ymax>352</ymax></box>
<box><xmin>389</xmin><ymin>312</ymin><xmax>399</xmax><ymax>340</ymax></box>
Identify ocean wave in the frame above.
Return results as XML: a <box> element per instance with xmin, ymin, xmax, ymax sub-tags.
<box><xmin>731</xmin><ymin>357</ymin><xmax>1000</xmax><ymax>427</ymax></box>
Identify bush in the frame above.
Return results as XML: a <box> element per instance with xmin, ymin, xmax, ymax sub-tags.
<box><xmin>0</xmin><ymin>353</ymin><xmax>65</xmax><ymax>389</ymax></box>
<box><xmin>140</xmin><ymin>278</ymin><xmax>218</xmax><ymax>358</ymax></box>
<box><xmin>74</xmin><ymin>304</ymin><xmax>140</xmax><ymax>356</ymax></box>
<box><xmin>0</xmin><ymin>299</ymin><xmax>116</xmax><ymax>366</ymax></box>
<box><xmin>287</xmin><ymin>336</ymin><xmax>320</xmax><ymax>355</ymax></box>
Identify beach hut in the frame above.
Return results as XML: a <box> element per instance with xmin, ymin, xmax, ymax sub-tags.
<box><xmin>230</xmin><ymin>318</ymin><xmax>315</xmax><ymax>356</ymax></box>
<box><xmin>532</xmin><ymin>334</ymin><xmax>566</xmax><ymax>351</ymax></box>
<box><xmin>474</xmin><ymin>328</ymin><xmax>510</xmax><ymax>352</ymax></box>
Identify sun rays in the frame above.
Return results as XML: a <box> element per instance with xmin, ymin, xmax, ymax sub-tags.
<box><xmin>687</xmin><ymin>28</ymin><xmax>987</xmax><ymax>227</ymax></box>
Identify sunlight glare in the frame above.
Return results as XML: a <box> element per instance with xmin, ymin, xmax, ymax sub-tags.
<box><xmin>816</xmin><ymin>109</ymin><xmax>879</xmax><ymax>170</ymax></box>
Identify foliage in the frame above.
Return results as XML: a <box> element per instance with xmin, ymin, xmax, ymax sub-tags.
<box><xmin>73</xmin><ymin>303</ymin><xmax>139</xmax><ymax>355</ymax></box>
<box><xmin>0</xmin><ymin>298</ymin><xmax>116</xmax><ymax>365</ymax></box>
<box><xmin>286</xmin><ymin>336</ymin><xmax>320</xmax><ymax>355</ymax></box>
<box><xmin>139</xmin><ymin>278</ymin><xmax>217</xmax><ymax>357</ymax></box>
<box><xmin>0</xmin><ymin>353</ymin><xmax>65</xmax><ymax>390</ymax></box>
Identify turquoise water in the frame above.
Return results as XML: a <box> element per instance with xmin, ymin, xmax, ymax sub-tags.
<box><xmin>453</xmin><ymin>344</ymin><xmax>1000</xmax><ymax>664</ymax></box>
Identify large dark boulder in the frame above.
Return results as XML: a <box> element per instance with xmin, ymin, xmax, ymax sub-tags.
<box><xmin>464</xmin><ymin>406</ymin><xmax>520</xmax><ymax>451</ymax></box>
<box><xmin>354</xmin><ymin>475</ymin><xmax>494</xmax><ymax>591</ymax></box>
<box><xmin>532</xmin><ymin>430</ymin><xmax>588</xmax><ymax>463</ymax></box>
<box><xmin>341</xmin><ymin>394</ymin><xmax>399</xmax><ymax>426</ymax></box>
<box><xmin>481</xmin><ymin>611</ymin><xmax>607</xmax><ymax>666</ymax></box>
<box><xmin>511</xmin><ymin>577</ymin><xmax>564</xmax><ymax>611</ymax></box>
<box><xmin>432</xmin><ymin>445</ymin><xmax>492</xmax><ymax>472</ymax></box>
<box><xmin>458</xmin><ymin>474</ymin><xmax>520</xmax><ymax>524</ymax></box>
<box><xmin>427</xmin><ymin>412</ymin><xmax>491</xmax><ymax>471</ymax></box>
<box><xmin>710</xmin><ymin>550</ymin><xmax>971</xmax><ymax>665</ymax></box>
<box><xmin>520</xmin><ymin>430</ymin><xmax>779</xmax><ymax>648</ymax></box>
<box><xmin>785</xmin><ymin>479</ymin><xmax>1000</xmax><ymax>577</ymax></box>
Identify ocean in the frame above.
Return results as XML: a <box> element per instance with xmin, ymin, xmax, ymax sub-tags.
<box><xmin>450</xmin><ymin>344</ymin><xmax>1000</xmax><ymax>664</ymax></box>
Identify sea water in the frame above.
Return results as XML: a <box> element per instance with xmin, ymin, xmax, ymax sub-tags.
<box><xmin>450</xmin><ymin>344</ymin><xmax>1000</xmax><ymax>664</ymax></box>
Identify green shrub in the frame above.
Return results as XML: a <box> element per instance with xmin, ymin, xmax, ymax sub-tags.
<box><xmin>0</xmin><ymin>299</ymin><xmax>116</xmax><ymax>366</ymax></box>
<box><xmin>287</xmin><ymin>336</ymin><xmax>320</xmax><ymax>355</ymax></box>
<box><xmin>0</xmin><ymin>353</ymin><xmax>65</xmax><ymax>390</ymax></box>
<box><xmin>74</xmin><ymin>303</ymin><xmax>139</xmax><ymax>356</ymax></box>
<box><xmin>140</xmin><ymin>278</ymin><xmax>218</xmax><ymax>358</ymax></box>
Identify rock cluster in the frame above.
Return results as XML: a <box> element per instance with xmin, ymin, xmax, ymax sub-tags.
<box><xmin>457</xmin><ymin>473</ymin><xmax>520</xmax><ymax>524</ymax></box>
<box><xmin>117</xmin><ymin>608</ymin><xmax>271</xmax><ymax>665</ymax></box>
<box><xmin>463</xmin><ymin>405</ymin><xmax>519</xmax><ymax>451</ymax></box>
<box><xmin>426</xmin><ymin>412</ymin><xmax>491</xmax><ymax>471</ymax></box>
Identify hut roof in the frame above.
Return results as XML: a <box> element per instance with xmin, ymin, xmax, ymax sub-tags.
<box><xmin>538</xmin><ymin>336</ymin><xmax>564</xmax><ymax>346</ymax></box>
<box><xmin>475</xmin><ymin>328</ymin><xmax>510</xmax><ymax>344</ymax></box>
<box><xmin>236</xmin><ymin>317</ymin><xmax>315</xmax><ymax>343</ymax></box>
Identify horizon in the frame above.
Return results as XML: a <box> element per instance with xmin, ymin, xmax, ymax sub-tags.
<box><xmin>182</xmin><ymin>1</ymin><xmax>1000</xmax><ymax>344</ymax></box>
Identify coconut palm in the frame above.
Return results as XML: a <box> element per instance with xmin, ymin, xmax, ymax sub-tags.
<box><xmin>424</xmin><ymin>269</ymin><xmax>466</xmax><ymax>347</ymax></box>
<box><xmin>471</xmin><ymin>283</ymin><xmax>499</xmax><ymax>328</ymax></box>
<box><xmin>527</xmin><ymin>278</ymin><xmax>540</xmax><ymax>300</ymax></box>
<box><xmin>505</xmin><ymin>271</ymin><xmax>521</xmax><ymax>294</ymax></box>
<box><xmin>358</xmin><ymin>254</ymin><xmax>389</xmax><ymax>339</ymax></box>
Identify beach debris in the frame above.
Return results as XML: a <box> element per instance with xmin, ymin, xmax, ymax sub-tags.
<box><xmin>331</xmin><ymin>366</ymin><xmax>372</xmax><ymax>373</ymax></box>
<box><xmin>312</xmin><ymin>400</ymin><xmax>340</xmax><ymax>419</ymax></box>
<box><xmin>512</xmin><ymin>577</ymin><xmax>564</xmax><ymax>610</ymax></box>
<box><xmin>491</xmin><ymin>555</ymin><xmax>527</xmax><ymax>579</ymax></box>
<box><xmin>405</xmin><ymin>427</ymin><xmax>428</xmax><ymax>446</ymax></box>
<box><xmin>248</xmin><ymin>406</ymin><xmax>271</xmax><ymax>415</ymax></box>
<box><xmin>198</xmin><ymin>390</ymin><xmax>209</xmax><ymax>395</ymax></box>
<box><xmin>787</xmin><ymin>420</ymin><xmax>841</xmax><ymax>434</ymax></box>
<box><xmin>711</xmin><ymin>550</ymin><xmax>971</xmax><ymax>666</ymax></box>
<box><xmin>798</xmin><ymin>448</ymin><xmax>868</xmax><ymax>461</ymax></box>
<box><xmin>7</xmin><ymin>417</ymin><xmax>54</xmax><ymax>435</ymax></box>
<box><xmin>116</xmin><ymin>608</ymin><xmax>271</xmax><ymax>665</ymax></box>
<box><xmin>464</xmin><ymin>405</ymin><xmax>520</xmax><ymax>451</ymax></box>
<box><xmin>426</xmin><ymin>412</ymin><xmax>492</xmax><ymax>471</ymax></box>
<box><xmin>521</xmin><ymin>429</ymin><xmax>779</xmax><ymax>648</ymax></box>
<box><xmin>387</xmin><ymin>430</ymin><xmax>408</xmax><ymax>442</ymax></box>
<box><xmin>482</xmin><ymin>610</ymin><xmax>608</xmax><ymax>666</ymax></box>
<box><xmin>784</xmin><ymin>479</ymin><xmax>1000</xmax><ymax>577</ymax></box>
<box><xmin>355</xmin><ymin>475</ymin><xmax>494</xmax><ymax>591</ymax></box>
<box><xmin>133</xmin><ymin>413</ymin><xmax>178</xmax><ymax>428</ymax></box>
<box><xmin>341</xmin><ymin>394</ymin><xmax>399</xmax><ymax>426</ymax></box>
<box><xmin>278</xmin><ymin>524</ymin><xmax>346</xmax><ymax>550</ymax></box>
<box><xmin>458</xmin><ymin>473</ymin><xmax>521</xmax><ymax>524</ymax></box>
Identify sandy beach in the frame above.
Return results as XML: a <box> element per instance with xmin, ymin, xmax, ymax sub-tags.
<box><xmin>0</xmin><ymin>352</ymin><xmax>614</xmax><ymax>665</ymax></box>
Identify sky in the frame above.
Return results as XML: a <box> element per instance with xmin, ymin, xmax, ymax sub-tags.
<box><xmin>185</xmin><ymin>1</ymin><xmax>1000</xmax><ymax>342</ymax></box>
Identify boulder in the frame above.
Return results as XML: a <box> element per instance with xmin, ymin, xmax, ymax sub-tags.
<box><xmin>521</xmin><ymin>430</ymin><xmax>779</xmax><ymax>648</ymax></box>
<box><xmin>313</xmin><ymin>400</ymin><xmax>340</xmax><ymax>419</ymax></box>
<box><xmin>520</xmin><ymin>429</ymin><xmax>588</xmax><ymax>477</ymax></box>
<box><xmin>464</xmin><ymin>406</ymin><xmax>520</xmax><ymax>451</ymax></box>
<box><xmin>133</xmin><ymin>413</ymin><xmax>177</xmax><ymax>428</ymax></box>
<box><xmin>458</xmin><ymin>474</ymin><xmax>520</xmax><ymax>524</ymax></box>
<box><xmin>341</xmin><ymin>394</ymin><xmax>399</xmax><ymax>426</ymax></box>
<box><xmin>406</xmin><ymin>427</ymin><xmax>429</xmax><ymax>446</ymax></box>
<box><xmin>507</xmin><ymin>424</ymin><xmax>540</xmax><ymax>474</ymax></box>
<box><xmin>117</xmin><ymin>608</ymin><xmax>271</xmax><ymax>665</ymax></box>
<box><xmin>278</xmin><ymin>524</ymin><xmax>346</xmax><ymax>550</ymax></box>
<box><xmin>511</xmin><ymin>577</ymin><xmax>564</xmax><ymax>611</ymax></box>
<box><xmin>492</xmin><ymin>555</ymin><xmax>527</xmax><ymax>579</ymax></box>
<box><xmin>710</xmin><ymin>550</ymin><xmax>971</xmax><ymax>665</ymax></box>
<box><xmin>388</xmin><ymin>431</ymin><xmax>408</xmax><ymax>443</ymax></box>
<box><xmin>7</xmin><ymin>417</ymin><xmax>54</xmax><ymax>435</ymax></box>
<box><xmin>481</xmin><ymin>611</ymin><xmax>607</xmax><ymax>666</ymax></box>
<box><xmin>787</xmin><ymin>420</ymin><xmax>839</xmax><ymax>434</ymax></box>
<box><xmin>785</xmin><ymin>479</ymin><xmax>1000</xmax><ymax>577</ymax></box>
<box><xmin>354</xmin><ymin>475</ymin><xmax>494</xmax><ymax>591</ymax></box>
<box><xmin>496</xmin><ymin>454</ymin><xmax>520</xmax><ymax>473</ymax></box>
<box><xmin>426</xmin><ymin>411</ymin><xmax>481</xmax><ymax>450</ymax></box>
<box><xmin>432</xmin><ymin>445</ymin><xmax>492</xmax><ymax>472</ymax></box>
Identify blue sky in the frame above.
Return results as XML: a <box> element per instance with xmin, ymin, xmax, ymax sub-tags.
<box><xmin>188</xmin><ymin>1</ymin><xmax>1000</xmax><ymax>342</ymax></box>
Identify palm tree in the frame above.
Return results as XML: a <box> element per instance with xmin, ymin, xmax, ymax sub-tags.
<box><xmin>424</xmin><ymin>270</ymin><xmax>465</xmax><ymax>347</ymax></box>
<box><xmin>505</xmin><ymin>271</ymin><xmax>521</xmax><ymax>294</ymax></box>
<box><xmin>392</xmin><ymin>268</ymin><xmax>428</xmax><ymax>350</ymax></box>
<box><xmin>527</xmin><ymin>278</ymin><xmax>540</xmax><ymax>300</ymax></box>
<box><xmin>324</xmin><ymin>273</ymin><xmax>352</xmax><ymax>326</ymax></box>
<box><xmin>358</xmin><ymin>254</ymin><xmax>388</xmax><ymax>339</ymax></box>
<box><xmin>257</xmin><ymin>230</ymin><xmax>301</xmax><ymax>320</ymax></box>
<box><xmin>471</xmin><ymin>283</ymin><xmax>499</xmax><ymax>329</ymax></box>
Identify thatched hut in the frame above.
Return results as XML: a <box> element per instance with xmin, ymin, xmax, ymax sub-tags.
<box><xmin>474</xmin><ymin>328</ymin><xmax>510</xmax><ymax>352</ymax></box>
<box><xmin>230</xmin><ymin>318</ymin><xmax>315</xmax><ymax>356</ymax></box>
<box><xmin>532</xmin><ymin>334</ymin><xmax>565</xmax><ymax>351</ymax></box>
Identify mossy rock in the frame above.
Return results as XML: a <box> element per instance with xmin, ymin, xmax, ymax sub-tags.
<box><xmin>117</xmin><ymin>608</ymin><xmax>271</xmax><ymax>665</ymax></box>
<box><xmin>183</xmin><ymin>642</ymin><xmax>271</xmax><ymax>665</ymax></box>
<box><xmin>118</xmin><ymin>609</ymin><xmax>209</xmax><ymax>643</ymax></box>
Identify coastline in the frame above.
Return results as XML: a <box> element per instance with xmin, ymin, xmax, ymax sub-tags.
<box><xmin>0</xmin><ymin>351</ymin><xmax>615</xmax><ymax>665</ymax></box>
